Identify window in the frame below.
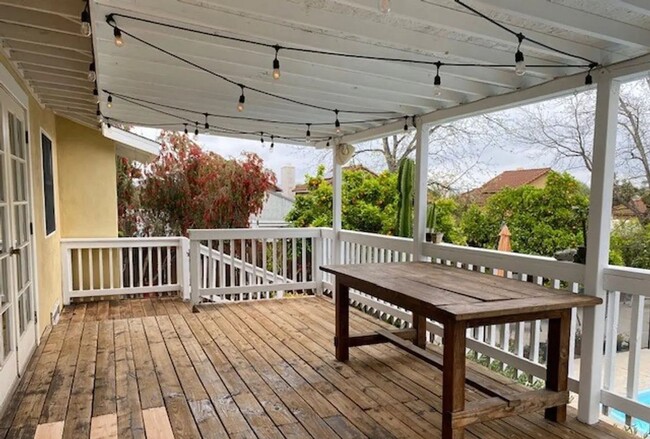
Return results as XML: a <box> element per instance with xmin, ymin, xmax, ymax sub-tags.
<box><xmin>41</xmin><ymin>133</ymin><xmax>55</xmax><ymax>236</ymax></box>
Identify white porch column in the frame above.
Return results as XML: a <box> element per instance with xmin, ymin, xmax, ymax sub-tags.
<box><xmin>332</xmin><ymin>141</ymin><xmax>343</xmax><ymax>265</ymax></box>
<box><xmin>413</xmin><ymin>121</ymin><xmax>430</xmax><ymax>261</ymax></box>
<box><xmin>578</xmin><ymin>76</ymin><xmax>620</xmax><ymax>424</ymax></box>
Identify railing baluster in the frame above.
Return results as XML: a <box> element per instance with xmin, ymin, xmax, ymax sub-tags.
<box><xmin>602</xmin><ymin>290</ymin><xmax>620</xmax><ymax>415</ymax></box>
<box><xmin>229</xmin><ymin>239</ymin><xmax>235</xmax><ymax>287</ymax></box>
<box><xmin>128</xmin><ymin>247</ymin><xmax>134</xmax><ymax>288</ymax></box>
<box><xmin>262</xmin><ymin>238</ymin><xmax>268</xmax><ymax>286</ymax></box>
<box><xmin>272</xmin><ymin>239</ymin><xmax>277</xmax><ymax>285</ymax></box>
<box><xmin>88</xmin><ymin>248</ymin><xmax>94</xmax><ymax>291</ymax></box>
<box><xmin>147</xmin><ymin>247</ymin><xmax>153</xmax><ymax>287</ymax></box>
<box><xmin>301</xmin><ymin>237</ymin><xmax>307</xmax><ymax>283</ymax></box>
<box><xmin>240</xmin><ymin>238</ymin><xmax>246</xmax><ymax>287</ymax></box>
<box><xmin>166</xmin><ymin>246</ymin><xmax>172</xmax><ymax>285</ymax></box>
<box><xmin>77</xmin><ymin>249</ymin><xmax>83</xmax><ymax>291</ymax></box>
<box><xmin>108</xmin><ymin>247</ymin><xmax>114</xmax><ymax>290</ymax></box>
<box><xmin>626</xmin><ymin>294</ymin><xmax>645</xmax><ymax>426</ymax></box>
<box><xmin>99</xmin><ymin>248</ymin><xmax>104</xmax><ymax>289</ymax></box>
<box><xmin>156</xmin><ymin>246</ymin><xmax>162</xmax><ymax>286</ymax></box>
<box><xmin>252</xmin><ymin>238</ymin><xmax>258</xmax><ymax>285</ymax></box>
<box><xmin>138</xmin><ymin>247</ymin><xmax>144</xmax><ymax>288</ymax></box>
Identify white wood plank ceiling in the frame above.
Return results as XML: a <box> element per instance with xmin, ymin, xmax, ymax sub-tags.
<box><xmin>1</xmin><ymin>0</ymin><xmax>649</xmax><ymax>142</ymax></box>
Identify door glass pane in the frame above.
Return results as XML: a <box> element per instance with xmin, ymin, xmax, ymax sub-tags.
<box><xmin>20</xmin><ymin>247</ymin><xmax>29</xmax><ymax>290</ymax></box>
<box><xmin>0</xmin><ymin>151</ymin><xmax>4</xmax><ymax>202</ymax></box>
<box><xmin>0</xmin><ymin>259</ymin><xmax>7</xmax><ymax>306</ymax></box>
<box><xmin>0</xmin><ymin>206</ymin><xmax>6</xmax><ymax>254</ymax></box>
<box><xmin>8</xmin><ymin>113</ymin><xmax>24</xmax><ymax>159</ymax></box>
<box><xmin>17</xmin><ymin>294</ymin><xmax>24</xmax><ymax>334</ymax></box>
<box><xmin>1</xmin><ymin>311</ymin><xmax>10</xmax><ymax>363</ymax></box>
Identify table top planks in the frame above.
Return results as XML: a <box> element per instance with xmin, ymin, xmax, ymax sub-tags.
<box><xmin>321</xmin><ymin>262</ymin><xmax>602</xmax><ymax>323</ymax></box>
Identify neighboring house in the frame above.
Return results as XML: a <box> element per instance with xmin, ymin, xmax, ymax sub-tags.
<box><xmin>612</xmin><ymin>196</ymin><xmax>648</xmax><ymax>224</ymax></box>
<box><xmin>252</xmin><ymin>165</ymin><xmax>296</xmax><ymax>228</ymax></box>
<box><xmin>0</xmin><ymin>35</ymin><xmax>157</xmax><ymax>410</ymax></box>
<box><xmin>293</xmin><ymin>164</ymin><xmax>378</xmax><ymax>195</ymax></box>
<box><xmin>462</xmin><ymin>167</ymin><xmax>552</xmax><ymax>204</ymax></box>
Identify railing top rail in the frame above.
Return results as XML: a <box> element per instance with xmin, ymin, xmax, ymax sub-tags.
<box><xmin>339</xmin><ymin>229</ymin><xmax>413</xmax><ymax>253</ymax></box>
<box><xmin>61</xmin><ymin>237</ymin><xmax>184</xmax><ymax>248</ymax></box>
<box><xmin>189</xmin><ymin>227</ymin><xmax>323</xmax><ymax>240</ymax></box>
<box><xmin>604</xmin><ymin>265</ymin><xmax>650</xmax><ymax>296</ymax></box>
<box><xmin>423</xmin><ymin>242</ymin><xmax>585</xmax><ymax>284</ymax></box>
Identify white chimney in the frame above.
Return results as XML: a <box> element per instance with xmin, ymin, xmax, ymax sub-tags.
<box><xmin>280</xmin><ymin>165</ymin><xmax>296</xmax><ymax>199</ymax></box>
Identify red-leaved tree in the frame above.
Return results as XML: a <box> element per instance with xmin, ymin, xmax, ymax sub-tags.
<box><xmin>119</xmin><ymin>131</ymin><xmax>275</xmax><ymax>236</ymax></box>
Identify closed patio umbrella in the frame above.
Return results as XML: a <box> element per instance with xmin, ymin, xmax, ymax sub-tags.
<box><xmin>496</xmin><ymin>224</ymin><xmax>511</xmax><ymax>277</ymax></box>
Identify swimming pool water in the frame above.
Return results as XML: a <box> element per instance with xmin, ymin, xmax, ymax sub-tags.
<box><xmin>608</xmin><ymin>390</ymin><xmax>650</xmax><ymax>435</ymax></box>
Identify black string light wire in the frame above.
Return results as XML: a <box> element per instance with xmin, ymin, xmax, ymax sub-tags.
<box><xmin>106</xmin><ymin>14</ymin><xmax>396</xmax><ymax>117</ymax></box>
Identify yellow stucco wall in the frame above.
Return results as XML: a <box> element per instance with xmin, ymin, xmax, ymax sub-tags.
<box><xmin>0</xmin><ymin>53</ymin><xmax>61</xmax><ymax>336</ymax></box>
<box><xmin>529</xmin><ymin>174</ymin><xmax>549</xmax><ymax>189</ymax></box>
<box><xmin>56</xmin><ymin>116</ymin><xmax>118</xmax><ymax>238</ymax></box>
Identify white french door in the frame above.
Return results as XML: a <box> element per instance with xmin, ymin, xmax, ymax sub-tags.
<box><xmin>0</xmin><ymin>87</ymin><xmax>36</xmax><ymax>404</ymax></box>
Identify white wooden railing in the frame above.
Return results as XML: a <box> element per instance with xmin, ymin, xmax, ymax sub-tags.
<box><xmin>61</xmin><ymin>237</ymin><xmax>190</xmax><ymax>304</ymax></box>
<box><xmin>188</xmin><ymin>228</ymin><xmax>322</xmax><ymax>304</ymax></box>
<box><xmin>61</xmin><ymin>228</ymin><xmax>650</xmax><ymax>431</ymax></box>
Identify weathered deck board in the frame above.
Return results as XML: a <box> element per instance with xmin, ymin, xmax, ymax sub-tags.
<box><xmin>0</xmin><ymin>296</ymin><xmax>637</xmax><ymax>439</ymax></box>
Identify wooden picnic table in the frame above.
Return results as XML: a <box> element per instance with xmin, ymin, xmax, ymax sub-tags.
<box><xmin>320</xmin><ymin>262</ymin><xmax>602</xmax><ymax>439</ymax></box>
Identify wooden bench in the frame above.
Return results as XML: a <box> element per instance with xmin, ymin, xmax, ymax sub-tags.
<box><xmin>321</xmin><ymin>262</ymin><xmax>602</xmax><ymax>439</ymax></box>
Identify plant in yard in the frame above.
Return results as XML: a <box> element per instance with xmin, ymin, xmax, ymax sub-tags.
<box><xmin>395</xmin><ymin>158</ymin><xmax>415</xmax><ymax>237</ymax></box>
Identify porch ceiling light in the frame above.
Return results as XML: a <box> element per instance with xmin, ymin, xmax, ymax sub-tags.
<box><xmin>81</xmin><ymin>8</ymin><xmax>92</xmax><ymax>37</ymax></box>
<box><xmin>433</xmin><ymin>62</ymin><xmax>442</xmax><ymax>96</ymax></box>
<box><xmin>204</xmin><ymin>113</ymin><xmax>210</xmax><ymax>130</ymax></box>
<box><xmin>237</xmin><ymin>86</ymin><xmax>246</xmax><ymax>112</ymax></box>
<box><xmin>272</xmin><ymin>46</ymin><xmax>281</xmax><ymax>80</ymax></box>
<box><xmin>114</xmin><ymin>27</ymin><xmax>124</xmax><ymax>47</ymax></box>
<box><xmin>334</xmin><ymin>110</ymin><xmax>341</xmax><ymax>134</ymax></box>
<box><xmin>306</xmin><ymin>124</ymin><xmax>311</xmax><ymax>142</ymax></box>
<box><xmin>88</xmin><ymin>62</ymin><xmax>96</xmax><ymax>82</ymax></box>
<box><xmin>514</xmin><ymin>34</ymin><xmax>526</xmax><ymax>77</ymax></box>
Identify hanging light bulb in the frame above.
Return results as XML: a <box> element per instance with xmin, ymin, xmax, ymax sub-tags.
<box><xmin>107</xmin><ymin>94</ymin><xmax>113</xmax><ymax>108</ymax></box>
<box><xmin>334</xmin><ymin>110</ymin><xmax>341</xmax><ymax>134</ymax></box>
<box><xmin>184</xmin><ymin>123</ymin><xmax>188</xmax><ymax>135</ymax></box>
<box><xmin>585</xmin><ymin>71</ymin><xmax>593</xmax><ymax>85</ymax></box>
<box><xmin>272</xmin><ymin>45</ymin><xmax>281</xmax><ymax>80</ymax></box>
<box><xmin>80</xmin><ymin>8</ymin><xmax>92</xmax><ymax>37</ymax></box>
<box><xmin>403</xmin><ymin>116</ymin><xmax>408</xmax><ymax>132</ymax></box>
<box><xmin>87</xmin><ymin>62</ymin><xmax>96</xmax><ymax>82</ymax></box>
<box><xmin>306</xmin><ymin>123</ymin><xmax>311</xmax><ymax>142</ymax></box>
<box><xmin>114</xmin><ymin>27</ymin><xmax>124</xmax><ymax>47</ymax></box>
<box><xmin>326</xmin><ymin>137</ymin><xmax>331</xmax><ymax>148</ymax></box>
<box><xmin>237</xmin><ymin>86</ymin><xmax>245</xmax><ymax>112</ymax></box>
<box><xmin>514</xmin><ymin>34</ymin><xmax>526</xmax><ymax>77</ymax></box>
<box><xmin>260</xmin><ymin>132</ymin><xmax>265</xmax><ymax>144</ymax></box>
<box><xmin>433</xmin><ymin>62</ymin><xmax>442</xmax><ymax>96</ymax></box>
<box><xmin>96</xmin><ymin>104</ymin><xmax>101</xmax><ymax>117</ymax></box>
<box><xmin>378</xmin><ymin>0</ymin><xmax>391</xmax><ymax>14</ymax></box>
<box><xmin>270</xmin><ymin>135</ymin><xmax>275</xmax><ymax>150</ymax></box>
<box><xmin>106</xmin><ymin>118</ymin><xmax>111</xmax><ymax>129</ymax></box>
<box><xmin>204</xmin><ymin>113</ymin><xmax>210</xmax><ymax>130</ymax></box>
<box><xmin>194</xmin><ymin>122</ymin><xmax>199</xmax><ymax>136</ymax></box>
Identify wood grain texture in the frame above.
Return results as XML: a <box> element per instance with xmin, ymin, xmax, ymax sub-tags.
<box><xmin>34</xmin><ymin>421</ymin><xmax>64</xmax><ymax>439</ymax></box>
<box><xmin>142</xmin><ymin>407</ymin><xmax>174</xmax><ymax>439</ymax></box>
<box><xmin>0</xmin><ymin>297</ymin><xmax>633</xmax><ymax>439</ymax></box>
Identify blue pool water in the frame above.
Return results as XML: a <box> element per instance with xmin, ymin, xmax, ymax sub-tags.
<box><xmin>608</xmin><ymin>390</ymin><xmax>650</xmax><ymax>435</ymax></box>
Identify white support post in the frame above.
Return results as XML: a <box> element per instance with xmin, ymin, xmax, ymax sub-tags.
<box><xmin>178</xmin><ymin>237</ymin><xmax>191</xmax><ymax>300</ymax></box>
<box><xmin>332</xmin><ymin>142</ymin><xmax>343</xmax><ymax>265</ymax></box>
<box><xmin>314</xmin><ymin>231</ymin><xmax>324</xmax><ymax>295</ymax></box>
<box><xmin>578</xmin><ymin>76</ymin><xmax>620</xmax><ymax>424</ymax></box>
<box><xmin>413</xmin><ymin>121</ymin><xmax>430</xmax><ymax>261</ymax></box>
<box><xmin>189</xmin><ymin>236</ymin><xmax>201</xmax><ymax>308</ymax></box>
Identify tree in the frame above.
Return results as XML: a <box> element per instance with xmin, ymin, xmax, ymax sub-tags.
<box><xmin>461</xmin><ymin>172</ymin><xmax>589</xmax><ymax>256</ymax></box>
<box><xmin>493</xmin><ymin>77</ymin><xmax>650</xmax><ymax>225</ymax></box>
<box><xmin>352</xmin><ymin>117</ymin><xmax>500</xmax><ymax>191</ymax></box>
<box><xmin>286</xmin><ymin>165</ymin><xmax>398</xmax><ymax>235</ymax></box>
<box><xmin>118</xmin><ymin>131</ymin><xmax>276</xmax><ymax>236</ymax></box>
<box><xmin>116</xmin><ymin>157</ymin><xmax>142</xmax><ymax>237</ymax></box>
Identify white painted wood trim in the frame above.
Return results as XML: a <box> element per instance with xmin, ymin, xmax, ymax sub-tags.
<box><xmin>0</xmin><ymin>61</ymin><xmax>28</xmax><ymax>109</ymax></box>
<box><xmin>578</xmin><ymin>77</ymin><xmax>620</xmax><ymax>424</ymax></box>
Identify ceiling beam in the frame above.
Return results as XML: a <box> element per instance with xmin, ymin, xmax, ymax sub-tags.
<box><xmin>617</xmin><ymin>0</ymin><xmax>650</xmax><ymax>14</ymax></box>
<box><xmin>93</xmin><ymin>0</ymin><xmax>538</xmax><ymax>88</ymax></box>
<box><xmin>20</xmin><ymin>64</ymin><xmax>88</xmax><ymax>80</ymax></box>
<box><xmin>0</xmin><ymin>5</ymin><xmax>82</xmax><ymax>35</ymax></box>
<box><xmin>0</xmin><ymin>22</ymin><xmax>91</xmax><ymax>52</ymax></box>
<box><xmin>0</xmin><ymin>0</ymin><xmax>81</xmax><ymax>19</ymax></box>
<box><xmin>5</xmin><ymin>41</ymin><xmax>92</xmax><ymax>61</ymax></box>
<box><xmin>336</xmin><ymin>0</ymin><xmax>611</xmax><ymax>65</ymax></box>
<box><xmin>476</xmin><ymin>0</ymin><xmax>650</xmax><ymax>48</ymax></box>
<box><xmin>11</xmin><ymin>52</ymin><xmax>88</xmax><ymax>72</ymax></box>
<box><xmin>24</xmin><ymin>72</ymin><xmax>93</xmax><ymax>89</ymax></box>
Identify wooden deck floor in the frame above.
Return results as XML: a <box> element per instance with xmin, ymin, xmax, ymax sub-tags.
<box><xmin>0</xmin><ymin>296</ymin><xmax>635</xmax><ymax>439</ymax></box>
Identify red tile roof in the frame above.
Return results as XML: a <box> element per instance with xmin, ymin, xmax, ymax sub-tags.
<box><xmin>464</xmin><ymin>168</ymin><xmax>551</xmax><ymax>202</ymax></box>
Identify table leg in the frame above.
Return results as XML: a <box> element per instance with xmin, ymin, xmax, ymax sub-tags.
<box><xmin>545</xmin><ymin>309</ymin><xmax>571</xmax><ymax>422</ymax></box>
<box><xmin>443</xmin><ymin>321</ymin><xmax>467</xmax><ymax>439</ymax></box>
<box><xmin>335</xmin><ymin>279</ymin><xmax>350</xmax><ymax>362</ymax></box>
<box><xmin>413</xmin><ymin>313</ymin><xmax>427</xmax><ymax>349</ymax></box>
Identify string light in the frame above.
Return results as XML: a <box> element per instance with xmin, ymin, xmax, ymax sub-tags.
<box><xmin>272</xmin><ymin>45</ymin><xmax>281</xmax><ymax>80</ymax></box>
<box><xmin>194</xmin><ymin>122</ymin><xmax>199</xmax><ymax>136</ymax></box>
<box><xmin>114</xmin><ymin>27</ymin><xmax>124</xmax><ymax>47</ymax></box>
<box><xmin>204</xmin><ymin>113</ymin><xmax>210</xmax><ymax>130</ymax></box>
<box><xmin>96</xmin><ymin>104</ymin><xmax>101</xmax><ymax>117</ymax></box>
<box><xmin>306</xmin><ymin>124</ymin><xmax>311</xmax><ymax>142</ymax></box>
<box><xmin>270</xmin><ymin>135</ymin><xmax>275</xmax><ymax>149</ymax></box>
<box><xmin>334</xmin><ymin>110</ymin><xmax>341</xmax><ymax>134</ymax></box>
<box><xmin>184</xmin><ymin>123</ymin><xmax>188</xmax><ymax>134</ymax></box>
<box><xmin>378</xmin><ymin>0</ymin><xmax>391</xmax><ymax>14</ymax></box>
<box><xmin>237</xmin><ymin>86</ymin><xmax>245</xmax><ymax>112</ymax></box>
<box><xmin>326</xmin><ymin>137</ymin><xmax>331</xmax><ymax>147</ymax></box>
<box><xmin>93</xmin><ymin>88</ymin><xmax>99</xmax><ymax>104</ymax></box>
<box><xmin>514</xmin><ymin>34</ymin><xmax>526</xmax><ymax>77</ymax></box>
<box><xmin>433</xmin><ymin>62</ymin><xmax>442</xmax><ymax>96</ymax></box>
<box><xmin>260</xmin><ymin>132</ymin><xmax>265</xmax><ymax>144</ymax></box>
<box><xmin>403</xmin><ymin>116</ymin><xmax>408</xmax><ymax>131</ymax></box>
<box><xmin>107</xmin><ymin>94</ymin><xmax>113</xmax><ymax>108</ymax></box>
<box><xmin>88</xmin><ymin>62</ymin><xmax>96</xmax><ymax>82</ymax></box>
<box><xmin>80</xmin><ymin>5</ymin><xmax>91</xmax><ymax>37</ymax></box>
<box><xmin>585</xmin><ymin>69</ymin><xmax>593</xmax><ymax>85</ymax></box>
<box><xmin>105</xmin><ymin>117</ymin><xmax>111</xmax><ymax>128</ymax></box>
